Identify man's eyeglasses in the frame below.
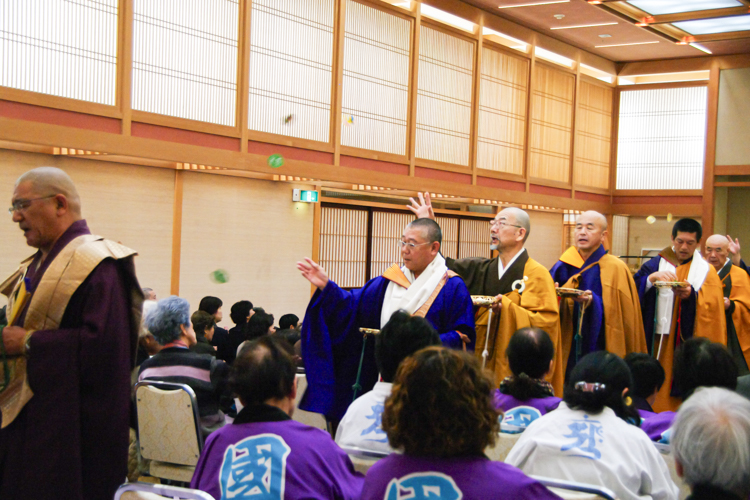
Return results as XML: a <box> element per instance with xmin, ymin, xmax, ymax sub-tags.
<box><xmin>8</xmin><ymin>195</ymin><xmax>56</xmax><ymax>215</ymax></box>
<box><xmin>490</xmin><ymin>219</ymin><xmax>522</xmax><ymax>229</ymax></box>
<box><xmin>398</xmin><ymin>241</ymin><xmax>431</xmax><ymax>250</ymax></box>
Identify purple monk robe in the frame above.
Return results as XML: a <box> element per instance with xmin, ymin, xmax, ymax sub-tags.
<box><xmin>494</xmin><ymin>390</ymin><xmax>562</xmax><ymax>428</ymax></box>
<box><xmin>300</xmin><ymin>276</ymin><xmax>475</xmax><ymax>420</ymax></box>
<box><xmin>361</xmin><ymin>454</ymin><xmax>561</xmax><ymax>500</ymax></box>
<box><xmin>191</xmin><ymin>419</ymin><xmax>364</xmax><ymax>500</ymax></box>
<box><xmin>550</xmin><ymin>245</ymin><xmax>606</xmax><ymax>376</ymax></box>
<box><xmin>640</xmin><ymin>411</ymin><xmax>676</xmax><ymax>443</ymax></box>
<box><xmin>0</xmin><ymin>220</ymin><xmax>139</xmax><ymax>500</ymax></box>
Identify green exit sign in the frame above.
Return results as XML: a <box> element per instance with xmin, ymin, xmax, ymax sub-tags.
<box><xmin>292</xmin><ymin>189</ymin><xmax>319</xmax><ymax>203</ymax></box>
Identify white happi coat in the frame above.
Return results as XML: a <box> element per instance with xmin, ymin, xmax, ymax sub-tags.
<box><xmin>505</xmin><ymin>402</ymin><xmax>678</xmax><ymax>500</ymax></box>
<box><xmin>335</xmin><ymin>382</ymin><xmax>394</xmax><ymax>455</ymax></box>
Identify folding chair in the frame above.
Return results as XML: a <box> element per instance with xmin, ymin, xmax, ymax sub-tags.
<box><xmin>134</xmin><ymin>381</ymin><xmax>203</xmax><ymax>483</ymax></box>
<box><xmin>114</xmin><ymin>482</ymin><xmax>214</xmax><ymax>500</ymax></box>
<box><xmin>532</xmin><ymin>476</ymin><xmax>617</xmax><ymax>500</ymax></box>
<box><xmin>341</xmin><ymin>446</ymin><xmax>390</xmax><ymax>474</ymax></box>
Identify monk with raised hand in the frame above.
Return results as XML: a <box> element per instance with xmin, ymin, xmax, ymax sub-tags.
<box><xmin>297</xmin><ymin>217</ymin><xmax>475</xmax><ymax>425</ymax></box>
<box><xmin>705</xmin><ymin>234</ymin><xmax>750</xmax><ymax>376</ymax></box>
<box><xmin>550</xmin><ymin>211</ymin><xmax>646</xmax><ymax>379</ymax></box>
<box><xmin>408</xmin><ymin>192</ymin><xmax>563</xmax><ymax>395</ymax></box>
<box><xmin>633</xmin><ymin>218</ymin><xmax>725</xmax><ymax>412</ymax></box>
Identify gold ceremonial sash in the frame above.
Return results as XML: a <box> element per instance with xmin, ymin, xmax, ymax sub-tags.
<box><xmin>0</xmin><ymin>235</ymin><xmax>138</xmax><ymax>428</ymax></box>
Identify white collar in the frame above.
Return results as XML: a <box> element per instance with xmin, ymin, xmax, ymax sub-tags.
<box><xmin>498</xmin><ymin>248</ymin><xmax>526</xmax><ymax>281</ymax></box>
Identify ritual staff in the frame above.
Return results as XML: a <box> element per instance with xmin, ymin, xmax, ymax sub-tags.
<box><xmin>297</xmin><ymin>218</ymin><xmax>474</xmax><ymax>423</ymax></box>
<box><xmin>704</xmin><ymin>234</ymin><xmax>750</xmax><ymax>376</ymax></box>
<box><xmin>0</xmin><ymin>167</ymin><xmax>142</xmax><ymax>500</ymax></box>
<box><xmin>633</xmin><ymin>218</ymin><xmax>725</xmax><ymax>412</ymax></box>
<box><xmin>550</xmin><ymin>211</ymin><xmax>645</xmax><ymax>377</ymax></box>
<box><xmin>408</xmin><ymin>193</ymin><xmax>563</xmax><ymax>394</ymax></box>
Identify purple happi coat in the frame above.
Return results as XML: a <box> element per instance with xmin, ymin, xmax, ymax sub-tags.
<box><xmin>361</xmin><ymin>454</ymin><xmax>561</xmax><ymax>500</ymax></box>
<box><xmin>640</xmin><ymin>411</ymin><xmax>676</xmax><ymax>443</ymax></box>
<box><xmin>494</xmin><ymin>390</ymin><xmax>562</xmax><ymax>427</ymax></box>
<box><xmin>191</xmin><ymin>404</ymin><xmax>364</xmax><ymax>500</ymax></box>
<box><xmin>0</xmin><ymin>220</ymin><xmax>140</xmax><ymax>500</ymax></box>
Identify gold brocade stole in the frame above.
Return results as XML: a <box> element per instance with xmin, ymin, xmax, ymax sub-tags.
<box><xmin>381</xmin><ymin>264</ymin><xmax>461</xmax><ymax>347</ymax></box>
<box><xmin>0</xmin><ymin>235</ymin><xmax>139</xmax><ymax>428</ymax></box>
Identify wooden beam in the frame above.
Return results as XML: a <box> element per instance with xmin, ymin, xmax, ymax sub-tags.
<box><xmin>0</xmin><ymin>116</ymin><xmax>609</xmax><ymax>212</ymax></box>
<box><xmin>170</xmin><ymin>169</ymin><xmax>184</xmax><ymax>295</ymax></box>
<box><xmin>702</xmin><ymin>59</ymin><xmax>720</xmax><ymax>242</ymax></box>
<box><xmin>685</xmin><ymin>31</ymin><xmax>750</xmax><ymax>43</ymax></box>
<box><xmin>641</xmin><ymin>6</ymin><xmax>750</xmax><ymax>25</ymax></box>
<box><xmin>715</xmin><ymin>165</ymin><xmax>750</xmax><ymax>175</ymax></box>
<box><xmin>237</xmin><ymin>0</ymin><xmax>252</xmax><ymax>153</ymax></box>
<box><xmin>331</xmin><ymin>0</ymin><xmax>347</xmax><ymax>166</ymax></box>
<box><xmin>117</xmin><ymin>0</ymin><xmax>133</xmax><ymax>135</ymax></box>
<box><xmin>715</xmin><ymin>181</ymin><xmax>750</xmax><ymax>187</ymax></box>
<box><xmin>407</xmin><ymin>4</ymin><xmax>421</xmax><ymax>177</ymax></box>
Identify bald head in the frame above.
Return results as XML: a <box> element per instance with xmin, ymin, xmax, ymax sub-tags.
<box><xmin>501</xmin><ymin>207</ymin><xmax>530</xmax><ymax>241</ymax></box>
<box><xmin>705</xmin><ymin>234</ymin><xmax>730</xmax><ymax>271</ymax></box>
<box><xmin>574</xmin><ymin>211</ymin><xmax>608</xmax><ymax>256</ymax></box>
<box><xmin>15</xmin><ymin>167</ymin><xmax>81</xmax><ymax>218</ymax></box>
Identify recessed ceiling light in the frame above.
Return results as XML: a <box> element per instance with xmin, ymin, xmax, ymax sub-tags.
<box><xmin>595</xmin><ymin>41</ymin><xmax>659</xmax><ymax>48</ymax></box>
<box><xmin>498</xmin><ymin>0</ymin><xmax>569</xmax><ymax>8</ymax></box>
<box><xmin>551</xmin><ymin>22</ymin><xmax>618</xmax><ymax>30</ymax></box>
<box><xmin>599</xmin><ymin>34</ymin><xmax>612</xmax><ymax>38</ymax></box>
<box><xmin>553</xmin><ymin>14</ymin><xmax>565</xmax><ymax>19</ymax></box>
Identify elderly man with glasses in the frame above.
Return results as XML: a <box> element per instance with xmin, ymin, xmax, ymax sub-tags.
<box><xmin>296</xmin><ymin>217</ymin><xmax>474</xmax><ymax>430</ymax></box>
<box><xmin>409</xmin><ymin>193</ymin><xmax>564</xmax><ymax>395</ymax></box>
<box><xmin>0</xmin><ymin>167</ymin><xmax>143</xmax><ymax>500</ymax></box>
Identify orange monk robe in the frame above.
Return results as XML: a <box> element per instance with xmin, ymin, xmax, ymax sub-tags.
<box><xmin>653</xmin><ymin>258</ymin><xmax>726</xmax><ymax>412</ymax></box>
<box><xmin>472</xmin><ymin>258</ymin><xmax>564</xmax><ymax>395</ymax></box>
<box><xmin>557</xmin><ymin>251</ymin><xmax>647</xmax><ymax>371</ymax></box>
<box><xmin>721</xmin><ymin>264</ymin><xmax>750</xmax><ymax>373</ymax></box>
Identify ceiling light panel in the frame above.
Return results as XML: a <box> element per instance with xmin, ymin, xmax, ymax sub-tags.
<box><xmin>551</xmin><ymin>22</ymin><xmax>618</xmax><ymax>30</ymax></box>
<box><xmin>627</xmin><ymin>0</ymin><xmax>742</xmax><ymax>16</ymax></box>
<box><xmin>674</xmin><ymin>15</ymin><xmax>750</xmax><ymax>35</ymax></box>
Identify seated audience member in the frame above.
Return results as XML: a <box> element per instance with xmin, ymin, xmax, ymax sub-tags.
<box><xmin>624</xmin><ymin>352</ymin><xmax>665</xmax><ymax>418</ymax></box>
<box><xmin>226</xmin><ymin>300</ymin><xmax>254</xmax><ymax>364</ymax></box>
<box><xmin>190</xmin><ymin>310</ymin><xmax>217</xmax><ymax>356</ymax></box>
<box><xmin>142</xmin><ymin>287</ymin><xmax>157</xmax><ymax>301</ymax></box>
<box><xmin>279</xmin><ymin>313</ymin><xmax>299</xmax><ymax>330</ymax></box>
<box><xmin>336</xmin><ymin>311</ymin><xmax>441</xmax><ymax>453</ymax></box>
<box><xmin>191</xmin><ymin>336</ymin><xmax>364</xmax><ymax>500</ymax></box>
<box><xmin>671</xmin><ymin>387</ymin><xmax>750</xmax><ymax>500</ymax></box>
<box><xmin>236</xmin><ymin>311</ymin><xmax>275</xmax><ymax>356</ymax></box>
<box><xmin>139</xmin><ymin>296</ymin><xmax>231</xmax><ymax>432</ymax></box>
<box><xmin>506</xmin><ymin>351</ymin><xmax>679</xmax><ymax>500</ymax></box>
<box><xmin>641</xmin><ymin>337</ymin><xmax>738</xmax><ymax>443</ymax></box>
<box><xmin>135</xmin><ymin>300</ymin><xmax>160</xmax><ymax>367</ymax></box>
<box><xmin>361</xmin><ymin>347</ymin><xmax>560</xmax><ymax>500</ymax></box>
<box><xmin>200</xmin><ymin>296</ymin><xmax>230</xmax><ymax>362</ymax></box>
<box><xmin>495</xmin><ymin>327</ymin><xmax>561</xmax><ymax>428</ymax></box>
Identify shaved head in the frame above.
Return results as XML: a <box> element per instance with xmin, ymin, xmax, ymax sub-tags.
<box><xmin>499</xmin><ymin>207</ymin><xmax>531</xmax><ymax>241</ymax></box>
<box><xmin>706</xmin><ymin>234</ymin><xmax>728</xmax><ymax>249</ymax></box>
<box><xmin>705</xmin><ymin>234</ymin><xmax>730</xmax><ymax>271</ymax></box>
<box><xmin>15</xmin><ymin>167</ymin><xmax>81</xmax><ymax>217</ymax></box>
<box><xmin>577</xmin><ymin>211</ymin><xmax>608</xmax><ymax>231</ymax></box>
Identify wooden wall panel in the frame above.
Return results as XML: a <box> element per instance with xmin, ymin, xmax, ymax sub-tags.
<box><xmin>574</xmin><ymin>81</ymin><xmax>612</xmax><ymax>189</ymax></box>
<box><xmin>525</xmin><ymin>210</ymin><xmax>563</xmax><ymax>269</ymax></box>
<box><xmin>0</xmin><ymin>149</ymin><xmax>174</xmax><ymax>306</ymax></box>
<box><xmin>435</xmin><ymin>215</ymin><xmax>458</xmax><ymax>259</ymax></box>
<box><xmin>371</xmin><ymin>211</ymin><xmax>413</xmax><ymax>277</ymax></box>
<box><xmin>529</xmin><ymin>64</ymin><xmax>574</xmax><ymax>183</ymax></box>
<box><xmin>477</xmin><ymin>47</ymin><xmax>528</xmax><ymax>175</ymax></box>
<box><xmin>179</xmin><ymin>172</ymin><xmax>314</xmax><ymax>327</ymax></box>
<box><xmin>319</xmin><ymin>206</ymin><xmax>368</xmax><ymax>287</ymax></box>
<box><xmin>458</xmin><ymin>218</ymin><xmax>489</xmax><ymax>259</ymax></box>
